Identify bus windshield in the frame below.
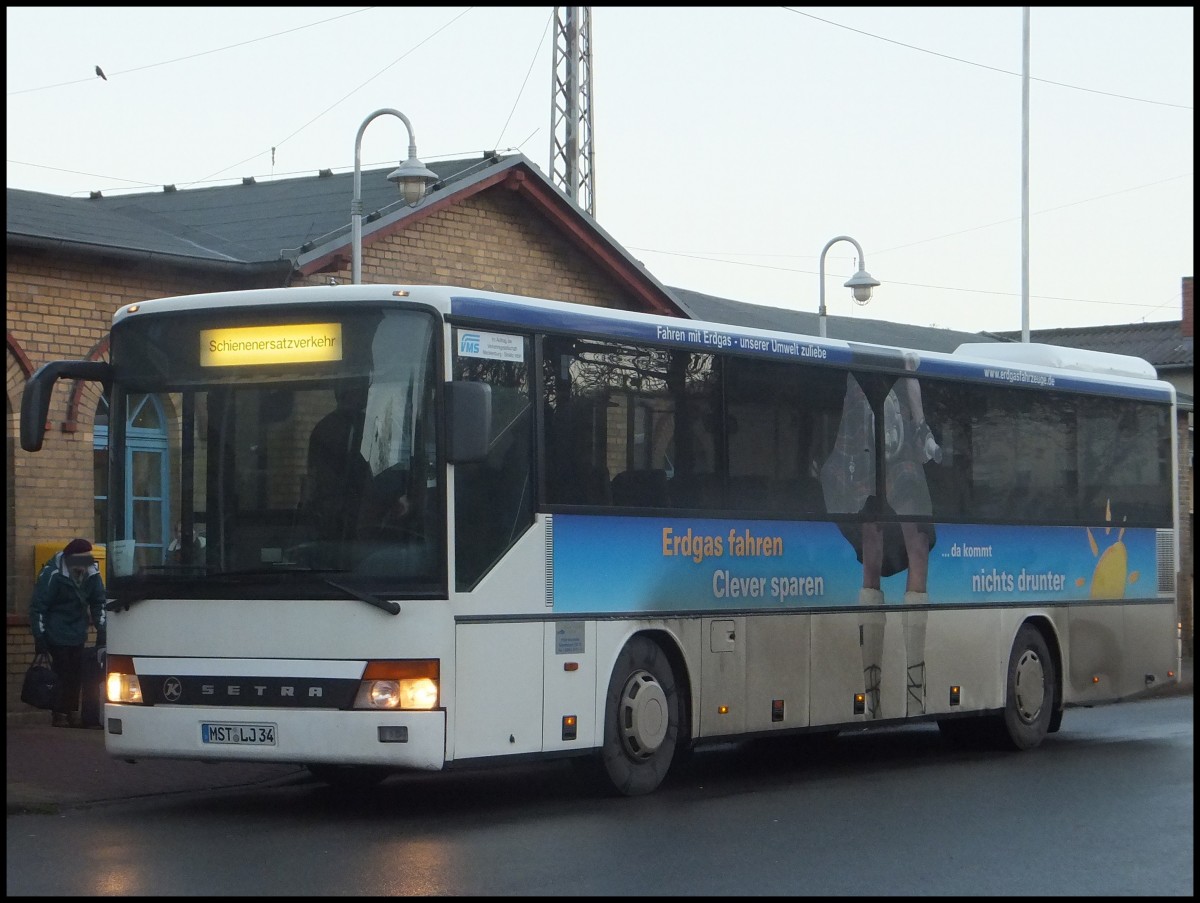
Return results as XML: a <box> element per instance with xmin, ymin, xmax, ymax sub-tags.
<box><xmin>104</xmin><ymin>305</ymin><xmax>444</xmax><ymax>599</ymax></box>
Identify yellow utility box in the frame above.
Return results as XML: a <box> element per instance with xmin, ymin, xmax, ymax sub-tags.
<box><xmin>34</xmin><ymin>542</ymin><xmax>107</xmax><ymax>584</ymax></box>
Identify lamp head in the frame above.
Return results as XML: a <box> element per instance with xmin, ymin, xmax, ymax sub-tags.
<box><xmin>845</xmin><ymin>267</ymin><xmax>880</xmax><ymax>305</ymax></box>
<box><xmin>388</xmin><ymin>156</ymin><xmax>439</xmax><ymax>206</ymax></box>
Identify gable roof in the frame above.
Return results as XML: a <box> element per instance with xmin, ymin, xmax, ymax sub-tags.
<box><xmin>669</xmin><ymin>286</ymin><xmax>1003</xmax><ymax>354</ymax></box>
<box><xmin>994</xmin><ymin>322</ymin><xmax>1193</xmax><ymax>373</ymax></box>
<box><xmin>6</xmin><ymin>155</ymin><xmax>500</xmax><ymax>265</ymax></box>
<box><xmin>6</xmin><ymin>152</ymin><xmax>684</xmax><ymax>315</ymax></box>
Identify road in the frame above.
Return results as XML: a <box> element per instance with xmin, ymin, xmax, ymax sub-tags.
<box><xmin>6</xmin><ymin>696</ymin><xmax>1192</xmax><ymax>896</ymax></box>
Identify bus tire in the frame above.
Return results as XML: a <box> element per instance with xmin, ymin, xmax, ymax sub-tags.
<box><xmin>599</xmin><ymin>636</ymin><xmax>681</xmax><ymax>796</ymax></box>
<box><xmin>998</xmin><ymin>624</ymin><xmax>1056</xmax><ymax>751</ymax></box>
<box><xmin>306</xmin><ymin>763</ymin><xmax>391</xmax><ymax>790</ymax></box>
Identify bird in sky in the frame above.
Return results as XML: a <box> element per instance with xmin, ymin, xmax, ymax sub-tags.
<box><xmin>95</xmin><ymin>65</ymin><xmax>107</xmax><ymax>81</ymax></box>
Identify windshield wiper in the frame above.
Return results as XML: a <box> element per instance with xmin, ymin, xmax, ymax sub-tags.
<box><xmin>196</xmin><ymin>568</ymin><xmax>400</xmax><ymax>612</ymax></box>
<box><xmin>324</xmin><ymin>579</ymin><xmax>401</xmax><ymax>615</ymax></box>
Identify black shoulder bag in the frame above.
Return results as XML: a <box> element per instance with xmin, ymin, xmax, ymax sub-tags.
<box><xmin>21</xmin><ymin>652</ymin><xmax>58</xmax><ymax>710</ymax></box>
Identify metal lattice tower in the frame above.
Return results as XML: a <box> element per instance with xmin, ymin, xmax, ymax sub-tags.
<box><xmin>550</xmin><ymin>6</ymin><xmax>595</xmax><ymax>216</ymax></box>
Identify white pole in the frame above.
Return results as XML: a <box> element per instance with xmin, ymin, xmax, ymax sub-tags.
<box><xmin>1021</xmin><ymin>8</ymin><xmax>1031</xmax><ymax>342</ymax></box>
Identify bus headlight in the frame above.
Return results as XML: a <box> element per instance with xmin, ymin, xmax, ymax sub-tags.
<box><xmin>363</xmin><ymin>680</ymin><xmax>401</xmax><ymax>708</ymax></box>
<box><xmin>105</xmin><ymin>655</ymin><xmax>143</xmax><ymax>704</ymax></box>
<box><xmin>397</xmin><ymin>677</ymin><xmax>438</xmax><ymax>710</ymax></box>
<box><xmin>355</xmin><ymin>660</ymin><xmax>439</xmax><ymax>710</ymax></box>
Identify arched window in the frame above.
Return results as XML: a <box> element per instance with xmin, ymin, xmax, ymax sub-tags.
<box><xmin>93</xmin><ymin>396</ymin><xmax>109</xmax><ymax>544</ymax></box>
<box><xmin>95</xmin><ymin>393</ymin><xmax>171</xmax><ymax>563</ymax></box>
<box><xmin>126</xmin><ymin>394</ymin><xmax>171</xmax><ymax>564</ymax></box>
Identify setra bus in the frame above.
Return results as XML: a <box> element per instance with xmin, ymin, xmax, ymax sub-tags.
<box><xmin>20</xmin><ymin>284</ymin><xmax>1180</xmax><ymax>795</ymax></box>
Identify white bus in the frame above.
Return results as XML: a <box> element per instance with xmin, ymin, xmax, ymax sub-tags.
<box><xmin>21</xmin><ymin>284</ymin><xmax>1180</xmax><ymax>795</ymax></box>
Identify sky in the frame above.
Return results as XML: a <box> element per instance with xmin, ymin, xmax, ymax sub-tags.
<box><xmin>5</xmin><ymin>6</ymin><xmax>1194</xmax><ymax>335</ymax></box>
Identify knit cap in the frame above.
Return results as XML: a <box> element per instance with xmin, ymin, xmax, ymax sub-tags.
<box><xmin>63</xmin><ymin>537</ymin><xmax>95</xmax><ymax>566</ymax></box>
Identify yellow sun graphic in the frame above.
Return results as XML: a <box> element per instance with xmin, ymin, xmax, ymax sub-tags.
<box><xmin>1075</xmin><ymin>499</ymin><xmax>1140</xmax><ymax>599</ymax></box>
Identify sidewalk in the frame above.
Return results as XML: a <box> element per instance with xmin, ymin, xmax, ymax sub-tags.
<box><xmin>7</xmin><ymin>657</ymin><xmax>1192</xmax><ymax>815</ymax></box>
<box><xmin>6</xmin><ymin>720</ymin><xmax>307</xmax><ymax>815</ymax></box>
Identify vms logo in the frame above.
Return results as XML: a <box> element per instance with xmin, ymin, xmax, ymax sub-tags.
<box><xmin>459</xmin><ymin>332</ymin><xmax>481</xmax><ymax>355</ymax></box>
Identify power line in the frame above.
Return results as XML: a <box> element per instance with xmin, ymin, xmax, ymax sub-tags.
<box><xmin>782</xmin><ymin>7</ymin><xmax>1193</xmax><ymax>111</ymax></box>
<box><xmin>188</xmin><ymin>7</ymin><xmax>474</xmax><ymax>187</ymax></box>
<box><xmin>873</xmin><ymin>174</ymin><xmax>1193</xmax><ymax>256</ymax></box>
<box><xmin>624</xmin><ymin>171</ymin><xmax>1191</xmax><ymax>265</ymax></box>
<box><xmin>493</xmin><ymin>9</ymin><xmax>555</xmax><ymax>152</ymax></box>
<box><xmin>629</xmin><ymin>168</ymin><xmax>1195</xmax><ymax>312</ymax></box>
<box><xmin>637</xmin><ymin>244</ymin><xmax>1176</xmax><ymax>311</ymax></box>
<box><xmin>6</xmin><ymin>8</ymin><xmax>378</xmax><ymax>96</ymax></box>
<box><xmin>7</xmin><ymin>149</ymin><xmax>502</xmax><ymax>196</ymax></box>
<box><xmin>5</xmin><ymin>159</ymin><xmax>159</xmax><ymax>190</ymax></box>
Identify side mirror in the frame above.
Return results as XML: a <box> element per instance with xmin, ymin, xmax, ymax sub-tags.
<box><xmin>444</xmin><ymin>381</ymin><xmax>492</xmax><ymax>463</ymax></box>
<box><xmin>21</xmin><ymin>360</ymin><xmax>112</xmax><ymax>452</ymax></box>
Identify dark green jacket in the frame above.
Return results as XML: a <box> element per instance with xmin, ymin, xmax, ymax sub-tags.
<box><xmin>30</xmin><ymin>552</ymin><xmax>107</xmax><ymax>647</ymax></box>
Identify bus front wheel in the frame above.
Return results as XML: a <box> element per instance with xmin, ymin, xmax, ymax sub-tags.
<box><xmin>598</xmin><ymin>636</ymin><xmax>681</xmax><ymax>796</ymax></box>
<box><xmin>998</xmin><ymin>624</ymin><xmax>1056</xmax><ymax>750</ymax></box>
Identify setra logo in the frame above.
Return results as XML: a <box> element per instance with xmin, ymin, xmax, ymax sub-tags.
<box><xmin>459</xmin><ymin>332</ymin><xmax>481</xmax><ymax>355</ymax></box>
<box><xmin>162</xmin><ymin>677</ymin><xmax>183</xmax><ymax>702</ymax></box>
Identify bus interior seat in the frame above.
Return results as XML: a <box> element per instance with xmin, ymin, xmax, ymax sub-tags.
<box><xmin>582</xmin><ymin>464</ymin><xmax>613</xmax><ymax>505</ymax></box>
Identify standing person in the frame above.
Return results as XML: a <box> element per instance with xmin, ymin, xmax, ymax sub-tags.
<box><xmin>30</xmin><ymin>538</ymin><xmax>107</xmax><ymax>728</ymax></box>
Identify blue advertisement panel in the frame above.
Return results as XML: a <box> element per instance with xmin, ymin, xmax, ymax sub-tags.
<box><xmin>551</xmin><ymin>514</ymin><xmax>1157</xmax><ymax>613</ymax></box>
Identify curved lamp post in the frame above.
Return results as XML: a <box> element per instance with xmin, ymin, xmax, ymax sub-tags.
<box><xmin>351</xmin><ymin>108</ymin><xmax>439</xmax><ymax>284</ymax></box>
<box><xmin>818</xmin><ymin>235</ymin><xmax>880</xmax><ymax>338</ymax></box>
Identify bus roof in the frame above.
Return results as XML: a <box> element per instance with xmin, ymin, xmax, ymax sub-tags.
<box><xmin>445</xmin><ymin>290</ymin><xmax>1175</xmax><ymax>404</ymax></box>
<box><xmin>111</xmin><ymin>284</ymin><xmax>1174</xmax><ymax>404</ymax></box>
<box><xmin>952</xmin><ymin>341</ymin><xmax>1159</xmax><ymax>380</ymax></box>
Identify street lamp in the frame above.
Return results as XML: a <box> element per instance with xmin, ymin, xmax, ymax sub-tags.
<box><xmin>818</xmin><ymin>235</ymin><xmax>880</xmax><ymax>338</ymax></box>
<box><xmin>351</xmin><ymin>108</ymin><xmax>438</xmax><ymax>284</ymax></box>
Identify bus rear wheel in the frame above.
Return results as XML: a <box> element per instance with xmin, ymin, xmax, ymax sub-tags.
<box><xmin>997</xmin><ymin>624</ymin><xmax>1056</xmax><ymax>750</ymax></box>
<box><xmin>598</xmin><ymin>636</ymin><xmax>681</xmax><ymax>796</ymax></box>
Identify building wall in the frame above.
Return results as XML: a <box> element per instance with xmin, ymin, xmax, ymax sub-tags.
<box><xmin>306</xmin><ymin>189</ymin><xmax>635</xmax><ymax>308</ymax></box>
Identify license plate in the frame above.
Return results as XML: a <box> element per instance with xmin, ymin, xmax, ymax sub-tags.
<box><xmin>201</xmin><ymin>722</ymin><xmax>277</xmax><ymax>746</ymax></box>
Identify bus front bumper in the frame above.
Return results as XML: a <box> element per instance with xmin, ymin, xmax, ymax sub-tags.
<box><xmin>101</xmin><ymin>704</ymin><xmax>446</xmax><ymax>770</ymax></box>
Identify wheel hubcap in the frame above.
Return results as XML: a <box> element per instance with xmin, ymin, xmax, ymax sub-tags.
<box><xmin>1013</xmin><ymin>649</ymin><xmax>1046</xmax><ymax>723</ymax></box>
<box><xmin>618</xmin><ymin>669</ymin><xmax>668</xmax><ymax>759</ymax></box>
